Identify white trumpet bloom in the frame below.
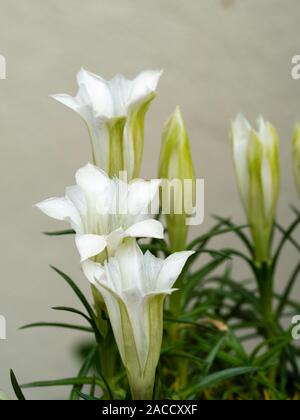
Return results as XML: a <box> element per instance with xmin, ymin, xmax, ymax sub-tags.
<box><xmin>36</xmin><ymin>163</ymin><xmax>163</xmax><ymax>261</ymax></box>
<box><xmin>231</xmin><ymin>114</ymin><xmax>280</xmax><ymax>263</ymax></box>
<box><xmin>51</xmin><ymin>68</ymin><xmax>162</xmax><ymax>179</ymax></box>
<box><xmin>83</xmin><ymin>239</ymin><xmax>194</xmax><ymax>399</ymax></box>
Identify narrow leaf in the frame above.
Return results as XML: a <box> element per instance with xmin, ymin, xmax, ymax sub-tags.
<box><xmin>20</xmin><ymin>322</ymin><xmax>93</xmax><ymax>333</ymax></box>
<box><xmin>10</xmin><ymin>370</ymin><xmax>26</xmax><ymax>400</ymax></box>
<box><xmin>70</xmin><ymin>346</ymin><xmax>98</xmax><ymax>400</ymax></box>
<box><xmin>43</xmin><ymin>229</ymin><xmax>75</xmax><ymax>236</ymax></box>
<box><xmin>184</xmin><ymin>366</ymin><xmax>259</xmax><ymax>397</ymax></box>
<box><xmin>50</xmin><ymin>266</ymin><xmax>101</xmax><ymax>342</ymax></box>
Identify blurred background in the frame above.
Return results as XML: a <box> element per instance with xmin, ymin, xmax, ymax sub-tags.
<box><xmin>0</xmin><ymin>0</ymin><xmax>300</xmax><ymax>399</ymax></box>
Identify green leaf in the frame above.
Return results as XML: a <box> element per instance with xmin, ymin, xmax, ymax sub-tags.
<box><xmin>187</xmin><ymin>223</ymin><xmax>249</xmax><ymax>251</ymax></box>
<box><xmin>254</xmin><ymin>372</ymin><xmax>286</xmax><ymax>400</ymax></box>
<box><xmin>273</xmin><ymin>214</ymin><xmax>300</xmax><ymax>269</ymax></box>
<box><xmin>20</xmin><ymin>322</ymin><xmax>93</xmax><ymax>333</ymax></box>
<box><xmin>195</xmin><ymin>249</ymin><xmax>232</xmax><ymax>258</ymax></box>
<box><xmin>252</xmin><ymin>334</ymin><xmax>293</xmax><ymax>366</ymax></box>
<box><xmin>275</xmin><ymin>261</ymin><xmax>300</xmax><ymax>319</ymax></box>
<box><xmin>217</xmin><ymin>248</ymin><xmax>254</xmax><ymax>268</ymax></box>
<box><xmin>202</xmin><ymin>347</ymin><xmax>243</xmax><ymax>368</ymax></box>
<box><xmin>226</xmin><ymin>331</ymin><xmax>249</xmax><ymax>363</ymax></box>
<box><xmin>22</xmin><ymin>377</ymin><xmax>101</xmax><ymax>388</ymax></box>
<box><xmin>211</xmin><ymin>276</ymin><xmax>259</xmax><ymax>307</ymax></box>
<box><xmin>76</xmin><ymin>390</ymin><xmax>100</xmax><ymax>400</ymax></box>
<box><xmin>164</xmin><ymin>316</ymin><xmax>213</xmax><ymax>330</ymax></box>
<box><xmin>183</xmin><ymin>255</ymin><xmax>228</xmax><ymax>302</ymax></box>
<box><xmin>273</xmin><ymin>293</ymin><xmax>300</xmax><ymax>313</ymax></box>
<box><xmin>139</xmin><ymin>243</ymin><xmax>170</xmax><ymax>256</ymax></box>
<box><xmin>22</xmin><ymin>376</ymin><xmax>114</xmax><ymax>400</ymax></box>
<box><xmin>274</xmin><ymin>222</ymin><xmax>300</xmax><ymax>253</ymax></box>
<box><xmin>212</xmin><ymin>216</ymin><xmax>253</xmax><ymax>254</ymax></box>
<box><xmin>162</xmin><ymin>351</ymin><xmax>205</xmax><ymax>368</ymax></box>
<box><xmin>70</xmin><ymin>346</ymin><xmax>98</xmax><ymax>400</ymax></box>
<box><xmin>43</xmin><ymin>229</ymin><xmax>75</xmax><ymax>236</ymax></box>
<box><xmin>184</xmin><ymin>366</ymin><xmax>259</xmax><ymax>398</ymax></box>
<box><xmin>191</xmin><ymin>332</ymin><xmax>243</xmax><ymax>366</ymax></box>
<box><xmin>52</xmin><ymin>306</ymin><xmax>93</xmax><ymax>325</ymax></box>
<box><xmin>204</xmin><ymin>335</ymin><xmax>227</xmax><ymax>375</ymax></box>
<box><xmin>89</xmin><ymin>374</ymin><xmax>96</xmax><ymax>398</ymax></box>
<box><xmin>10</xmin><ymin>370</ymin><xmax>26</xmax><ymax>400</ymax></box>
<box><xmin>50</xmin><ymin>266</ymin><xmax>102</xmax><ymax>342</ymax></box>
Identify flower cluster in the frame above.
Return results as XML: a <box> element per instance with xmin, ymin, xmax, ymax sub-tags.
<box><xmin>37</xmin><ymin>69</ymin><xmax>194</xmax><ymax>399</ymax></box>
<box><xmin>35</xmin><ymin>68</ymin><xmax>300</xmax><ymax>401</ymax></box>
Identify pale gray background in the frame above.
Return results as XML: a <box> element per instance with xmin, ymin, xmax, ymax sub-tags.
<box><xmin>0</xmin><ymin>0</ymin><xmax>300</xmax><ymax>399</ymax></box>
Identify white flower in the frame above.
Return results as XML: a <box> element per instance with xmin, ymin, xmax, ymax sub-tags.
<box><xmin>231</xmin><ymin>114</ymin><xmax>280</xmax><ymax>262</ymax></box>
<box><xmin>51</xmin><ymin>68</ymin><xmax>162</xmax><ymax>179</ymax></box>
<box><xmin>83</xmin><ymin>239</ymin><xmax>194</xmax><ymax>399</ymax></box>
<box><xmin>36</xmin><ymin>163</ymin><xmax>163</xmax><ymax>261</ymax></box>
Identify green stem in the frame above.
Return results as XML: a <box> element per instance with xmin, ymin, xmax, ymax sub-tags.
<box><xmin>98</xmin><ymin>329</ymin><xmax>119</xmax><ymax>396</ymax></box>
<box><xmin>169</xmin><ymin>273</ymin><xmax>190</xmax><ymax>390</ymax></box>
<box><xmin>255</xmin><ymin>262</ymin><xmax>279</xmax><ymax>384</ymax></box>
<box><xmin>127</xmin><ymin>371</ymin><xmax>155</xmax><ymax>400</ymax></box>
<box><xmin>91</xmin><ymin>284</ymin><xmax>119</xmax><ymax>397</ymax></box>
<box><xmin>91</xmin><ymin>285</ymin><xmax>108</xmax><ymax>337</ymax></box>
<box><xmin>256</xmin><ymin>262</ymin><xmax>274</xmax><ymax>327</ymax></box>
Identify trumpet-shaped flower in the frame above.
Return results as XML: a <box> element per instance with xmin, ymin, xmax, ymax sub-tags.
<box><xmin>36</xmin><ymin>163</ymin><xmax>163</xmax><ymax>262</ymax></box>
<box><xmin>83</xmin><ymin>239</ymin><xmax>194</xmax><ymax>399</ymax></box>
<box><xmin>51</xmin><ymin>69</ymin><xmax>162</xmax><ymax>180</ymax></box>
<box><xmin>158</xmin><ymin>107</ymin><xmax>196</xmax><ymax>251</ymax></box>
<box><xmin>293</xmin><ymin>124</ymin><xmax>300</xmax><ymax>197</ymax></box>
<box><xmin>231</xmin><ymin>114</ymin><xmax>280</xmax><ymax>263</ymax></box>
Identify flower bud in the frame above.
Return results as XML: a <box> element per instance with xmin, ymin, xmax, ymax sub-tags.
<box><xmin>231</xmin><ymin>114</ymin><xmax>280</xmax><ymax>263</ymax></box>
<box><xmin>158</xmin><ymin>107</ymin><xmax>196</xmax><ymax>251</ymax></box>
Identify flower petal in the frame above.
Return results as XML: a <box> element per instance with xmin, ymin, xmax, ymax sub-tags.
<box><xmin>75</xmin><ymin>233</ymin><xmax>107</xmax><ymax>261</ymax></box>
<box><xmin>50</xmin><ymin>94</ymin><xmax>79</xmax><ymax>111</ymax></box>
<box><xmin>127</xmin><ymin>179</ymin><xmax>160</xmax><ymax>216</ymax></box>
<box><xmin>232</xmin><ymin>113</ymin><xmax>251</xmax><ymax>210</ymax></box>
<box><xmin>66</xmin><ymin>185</ymin><xmax>87</xmax><ymax>218</ymax></box>
<box><xmin>94</xmin><ymin>279</ymin><xmax>127</xmax><ymax>363</ymax></box>
<box><xmin>105</xmin><ymin>228</ymin><xmax>127</xmax><ymax>256</ymax></box>
<box><xmin>75</xmin><ymin>163</ymin><xmax>112</xmax><ymax>204</ymax></box>
<box><xmin>157</xmin><ymin>250</ymin><xmax>195</xmax><ymax>290</ymax></box>
<box><xmin>110</xmin><ymin>74</ymin><xmax>132</xmax><ymax>115</ymax></box>
<box><xmin>142</xmin><ymin>251</ymin><xmax>164</xmax><ymax>292</ymax></box>
<box><xmin>81</xmin><ymin>259</ymin><xmax>105</xmax><ymax>286</ymax></box>
<box><xmin>126</xmin><ymin>219</ymin><xmax>164</xmax><ymax>239</ymax></box>
<box><xmin>129</xmin><ymin>70</ymin><xmax>163</xmax><ymax>106</ymax></box>
<box><xmin>114</xmin><ymin>239</ymin><xmax>143</xmax><ymax>290</ymax></box>
<box><xmin>121</xmin><ymin>287</ymin><xmax>148</xmax><ymax>369</ymax></box>
<box><xmin>77</xmin><ymin>68</ymin><xmax>114</xmax><ymax>118</ymax></box>
<box><xmin>36</xmin><ymin>197</ymin><xmax>81</xmax><ymax>231</ymax></box>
